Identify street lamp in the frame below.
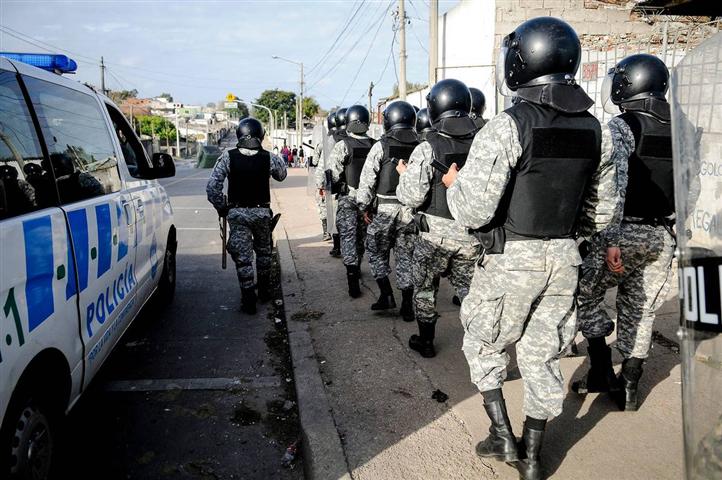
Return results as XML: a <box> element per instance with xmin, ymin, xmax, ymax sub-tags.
<box><xmin>271</xmin><ymin>55</ymin><xmax>304</xmax><ymax>148</ymax></box>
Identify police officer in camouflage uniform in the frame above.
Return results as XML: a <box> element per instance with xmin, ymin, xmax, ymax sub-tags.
<box><xmin>319</xmin><ymin>109</ymin><xmax>347</xmax><ymax>257</ymax></box>
<box><xmin>415</xmin><ymin>107</ymin><xmax>433</xmax><ymax>142</ymax></box>
<box><xmin>326</xmin><ymin>105</ymin><xmax>376</xmax><ymax>297</ymax></box>
<box><xmin>314</xmin><ymin>113</ymin><xmax>337</xmax><ymax>242</ymax></box>
<box><xmin>207</xmin><ymin>117</ymin><xmax>287</xmax><ymax>314</ymax></box>
<box><xmin>396</xmin><ymin>79</ymin><xmax>480</xmax><ymax>359</ymax></box>
<box><xmin>356</xmin><ymin>101</ymin><xmax>419</xmax><ymax>319</ymax></box>
<box><xmin>469</xmin><ymin>87</ymin><xmax>487</xmax><ymax>131</ymax></box>
<box><xmin>574</xmin><ymin>54</ymin><xmax>676</xmax><ymax>413</ymax></box>
<box><xmin>444</xmin><ymin>18</ymin><xmax>618</xmax><ymax>479</ymax></box>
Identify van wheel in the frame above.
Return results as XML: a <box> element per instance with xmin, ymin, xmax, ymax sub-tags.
<box><xmin>5</xmin><ymin>401</ymin><xmax>54</xmax><ymax>480</ymax></box>
<box><xmin>157</xmin><ymin>243</ymin><xmax>176</xmax><ymax>305</ymax></box>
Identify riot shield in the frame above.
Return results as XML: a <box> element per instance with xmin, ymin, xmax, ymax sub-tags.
<box><xmin>671</xmin><ymin>31</ymin><xmax>722</xmax><ymax>480</ymax></box>
<box><xmin>323</xmin><ymin>124</ymin><xmax>337</xmax><ymax>235</ymax></box>
<box><xmin>308</xmin><ymin>123</ymin><xmax>324</xmax><ymax>196</ymax></box>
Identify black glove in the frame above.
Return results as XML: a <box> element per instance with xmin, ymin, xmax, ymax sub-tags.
<box><xmin>578</xmin><ymin>240</ymin><xmax>591</xmax><ymax>259</ymax></box>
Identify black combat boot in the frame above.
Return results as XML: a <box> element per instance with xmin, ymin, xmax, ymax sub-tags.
<box><xmin>409</xmin><ymin>321</ymin><xmax>436</xmax><ymax>358</ymax></box>
<box><xmin>346</xmin><ymin>264</ymin><xmax>361</xmax><ymax>298</ymax></box>
<box><xmin>371</xmin><ymin>277</ymin><xmax>396</xmax><ymax>310</ymax></box>
<box><xmin>257</xmin><ymin>275</ymin><xmax>272</xmax><ymax>303</ymax></box>
<box><xmin>475</xmin><ymin>390</ymin><xmax>519</xmax><ymax>462</ymax></box>
<box><xmin>571</xmin><ymin>337</ymin><xmax>619</xmax><ymax>394</ymax></box>
<box><xmin>329</xmin><ymin>234</ymin><xmax>341</xmax><ymax>257</ymax></box>
<box><xmin>616</xmin><ymin>357</ymin><xmax>644</xmax><ymax>411</ymax></box>
<box><xmin>399</xmin><ymin>288</ymin><xmax>414</xmax><ymax>322</ymax></box>
<box><xmin>241</xmin><ymin>288</ymin><xmax>257</xmax><ymax>315</ymax></box>
<box><xmin>515</xmin><ymin>418</ymin><xmax>546</xmax><ymax>480</ymax></box>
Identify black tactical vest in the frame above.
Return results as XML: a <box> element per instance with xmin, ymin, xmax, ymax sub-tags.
<box><xmin>500</xmin><ymin>101</ymin><xmax>602</xmax><ymax>239</ymax></box>
<box><xmin>227</xmin><ymin>149</ymin><xmax>271</xmax><ymax>206</ymax></box>
<box><xmin>377</xmin><ymin>130</ymin><xmax>418</xmax><ymax>196</ymax></box>
<box><xmin>342</xmin><ymin>136</ymin><xmax>375</xmax><ymax>190</ymax></box>
<box><xmin>332</xmin><ymin>130</ymin><xmax>347</xmax><ymax>143</ymax></box>
<box><xmin>473</xmin><ymin>117</ymin><xmax>487</xmax><ymax>131</ymax></box>
<box><xmin>618</xmin><ymin>111</ymin><xmax>674</xmax><ymax>219</ymax></box>
<box><xmin>419</xmin><ymin>131</ymin><xmax>474</xmax><ymax>220</ymax></box>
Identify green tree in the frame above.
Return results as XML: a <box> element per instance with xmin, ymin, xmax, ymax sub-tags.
<box><xmin>224</xmin><ymin>101</ymin><xmax>249</xmax><ymax>120</ymax></box>
<box><xmin>158</xmin><ymin>92</ymin><xmax>173</xmax><ymax>102</ymax></box>
<box><xmin>136</xmin><ymin>115</ymin><xmax>177</xmax><ymax>141</ymax></box>
<box><xmin>303</xmin><ymin>96</ymin><xmax>321</xmax><ymax>120</ymax></box>
<box><xmin>391</xmin><ymin>82</ymin><xmax>426</xmax><ymax>97</ymax></box>
<box><xmin>254</xmin><ymin>89</ymin><xmax>297</xmax><ymax>126</ymax></box>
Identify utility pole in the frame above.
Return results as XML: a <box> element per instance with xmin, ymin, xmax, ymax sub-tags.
<box><xmin>368</xmin><ymin>82</ymin><xmax>374</xmax><ymax>121</ymax></box>
<box><xmin>175</xmin><ymin>108</ymin><xmax>180</xmax><ymax>158</ymax></box>
<box><xmin>100</xmin><ymin>56</ymin><xmax>107</xmax><ymax>95</ymax></box>
<box><xmin>398</xmin><ymin>0</ymin><xmax>407</xmax><ymax>100</ymax></box>
<box><xmin>429</xmin><ymin>0</ymin><xmax>438</xmax><ymax>86</ymax></box>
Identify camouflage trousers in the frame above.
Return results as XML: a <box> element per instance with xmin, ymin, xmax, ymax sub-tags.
<box><xmin>226</xmin><ymin>207</ymin><xmax>272</xmax><ymax>289</ymax></box>
<box><xmin>365</xmin><ymin>203</ymin><xmax>416</xmax><ymax>290</ymax></box>
<box><xmin>315</xmin><ymin>190</ymin><xmax>327</xmax><ymax>221</ymax></box>
<box><xmin>461</xmin><ymin>239</ymin><xmax>581</xmax><ymax>420</ymax></box>
<box><xmin>336</xmin><ymin>194</ymin><xmax>366</xmax><ymax>266</ymax></box>
<box><xmin>578</xmin><ymin>223</ymin><xmax>675</xmax><ymax>359</ymax></box>
<box><xmin>413</xmin><ymin>233</ymin><xmax>478</xmax><ymax>323</ymax></box>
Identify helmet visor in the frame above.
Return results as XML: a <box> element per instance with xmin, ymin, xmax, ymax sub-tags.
<box><xmin>495</xmin><ymin>47</ymin><xmax>515</xmax><ymax>97</ymax></box>
<box><xmin>601</xmin><ymin>71</ymin><xmax>619</xmax><ymax>114</ymax></box>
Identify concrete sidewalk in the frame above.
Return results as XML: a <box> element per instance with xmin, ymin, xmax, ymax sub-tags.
<box><xmin>274</xmin><ymin>168</ymin><xmax>683</xmax><ymax>480</ymax></box>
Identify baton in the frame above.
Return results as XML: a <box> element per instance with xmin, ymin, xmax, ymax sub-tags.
<box><xmin>220</xmin><ymin>195</ymin><xmax>228</xmax><ymax>269</ymax></box>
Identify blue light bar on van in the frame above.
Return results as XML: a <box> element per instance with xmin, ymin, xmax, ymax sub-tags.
<box><xmin>0</xmin><ymin>52</ymin><xmax>78</xmax><ymax>74</ymax></box>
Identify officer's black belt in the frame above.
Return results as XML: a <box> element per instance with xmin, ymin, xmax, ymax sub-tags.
<box><xmin>622</xmin><ymin>217</ymin><xmax>673</xmax><ymax>227</ymax></box>
<box><xmin>504</xmin><ymin>230</ymin><xmax>575</xmax><ymax>242</ymax></box>
<box><xmin>229</xmin><ymin>202</ymin><xmax>271</xmax><ymax>209</ymax></box>
<box><xmin>377</xmin><ymin>197</ymin><xmax>400</xmax><ymax>205</ymax></box>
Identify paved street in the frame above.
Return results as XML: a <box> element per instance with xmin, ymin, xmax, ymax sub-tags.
<box><xmin>53</xmin><ymin>154</ymin><xmax>303</xmax><ymax>479</ymax></box>
<box><xmin>273</xmin><ymin>168</ymin><xmax>683</xmax><ymax>480</ymax></box>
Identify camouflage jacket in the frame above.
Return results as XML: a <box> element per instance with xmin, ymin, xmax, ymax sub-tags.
<box><xmin>447</xmin><ymin>111</ymin><xmax>619</xmax><ymax>240</ymax></box>
<box><xmin>397</xmin><ymin>140</ymin><xmax>478</xmax><ymax>244</ymax></box>
<box><xmin>326</xmin><ymin>132</ymin><xmax>372</xmax><ymax>202</ymax></box>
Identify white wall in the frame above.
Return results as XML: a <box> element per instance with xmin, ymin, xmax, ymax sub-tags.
<box><xmin>438</xmin><ymin>0</ymin><xmax>497</xmax><ymax>116</ymax></box>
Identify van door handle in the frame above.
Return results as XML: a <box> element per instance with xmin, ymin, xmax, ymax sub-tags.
<box><xmin>122</xmin><ymin>202</ymin><xmax>134</xmax><ymax>225</ymax></box>
<box><xmin>135</xmin><ymin>199</ymin><xmax>145</xmax><ymax>218</ymax></box>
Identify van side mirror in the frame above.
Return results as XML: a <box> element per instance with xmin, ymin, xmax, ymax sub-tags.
<box><xmin>151</xmin><ymin>153</ymin><xmax>175</xmax><ymax>178</ymax></box>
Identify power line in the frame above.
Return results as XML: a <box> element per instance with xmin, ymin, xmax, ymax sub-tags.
<box><xmin>306</xmin><ymin>0</ymin><xmax>390</xmax><ymax>94</ymax></box>
<box><xmin>409</xmin><ymin>19</ymin><xmax>428</xmax><ymax>54</ymax></box>
<box><xmin>340</xmin><ymin>2</ymin><xmax>393</xmax><ymax>105</ymax></box>
<box><xmin>305</xmin><ymin>0</ymin><xmax>384</xmax><ymax>88</ymax></box>
<box><xmin>306</xmin><ymin>0</ymin><xmax>366</xmax><ymax>76</ymax></box>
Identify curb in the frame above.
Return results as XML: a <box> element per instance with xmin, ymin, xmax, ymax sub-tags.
<box><xmin>273</xmin><ymin>207</ymin><xmax>352</xmax><ymax>480</ymax></box>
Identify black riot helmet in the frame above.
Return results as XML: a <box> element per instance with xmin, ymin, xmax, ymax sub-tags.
<box><xmin>345</xmin><ymin>105</ymin><xmax>370</xmax><ymax>134</ymax></box>
<box><xmin>602</xmin><ymin>54</ymin><xmax>669</xmax><ymax>113</ymax></box>
<box><xmin>383</xmin><ymin>101</ymin><xmax>416</xmax><ymax>132</ymax></box>
<box><xmin>326</xmin><ymin>112</ymin><xmax>337</xmax><ymax>132</ymax></box>
<box><xmin>498</xmin><ymin>17</ymin><xmax>581</xmax><ymax>93</ymax></box>
<box><xmin>469</xmin><ymin>88</ymin><xmax>486</xmax><ymax>119</ymax></box>
<box><xmin>426</xmin><ymin>78</ymin><xmax>472</xmax><ymax>123</ymax></box>
<box><xmin>335</xmin><ymin>108</ymin><xmax>348</xmax><ymax>130</ymax></box>
<box><xmin>415</xmin><ymin>108</ymin><xmax>432</xmax><ymax>134</ymax></box>
<box><xmin>236</xmin><ymin>117</ymin><xmax>265</xmax><ymax>149</ymax></box>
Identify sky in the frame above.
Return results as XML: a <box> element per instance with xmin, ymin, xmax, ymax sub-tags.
<box><xmin>0</xmin><ymin>0</ymin><xmax>460</xmax><ymax>110</ymax></box>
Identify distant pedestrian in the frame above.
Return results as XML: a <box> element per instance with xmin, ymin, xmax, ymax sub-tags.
<box><xmin>292</xmin><ymin>146</ymin><xmax>298</xmax><ymax>167</ymax></box>
<box><xmin>281</xmin><ymin>145</ymin><xmax>290</xmax><ymax>166</ymax></box>
<box><xmin>299</xmin><ymin>146</ymin><xmax>305</xmax><ymax>167</ymax></box>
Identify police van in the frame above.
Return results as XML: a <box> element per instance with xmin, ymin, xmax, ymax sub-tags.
<box><xmin>0</xmin><ymin>53</ymin><xmax>177</xmax><ymax>478</ymax></box>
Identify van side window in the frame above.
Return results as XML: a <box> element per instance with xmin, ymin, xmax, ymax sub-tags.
<box><xmin>106</xmin><ymin>105</ymin><xmax>152</xmax><ymax>178</ymax></box>
<box><xmin>23</xmin><ymin>77</ymin><xmax>121</xmax><ymax>205</ymax></box>
<box><xmin>0</xmin><ymin>70</ymin><xmax>55</xmax><ymax>220</ymax></box>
